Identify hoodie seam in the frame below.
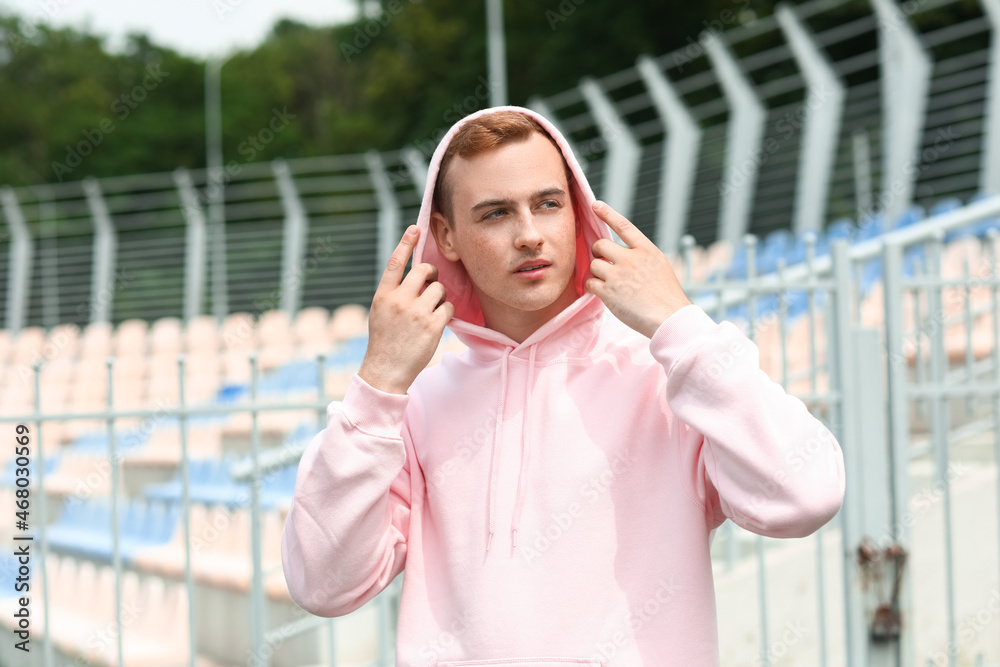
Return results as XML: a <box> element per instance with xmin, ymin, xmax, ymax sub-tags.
<box><xmin>338</xmin><ymin>411</ymin><xmax>405</xmax><ymax>442</ymax></box>
<box><xmin>662</xmin><ymin>388</ymin><xmax>709</xmax><ymax>516</ymax></box>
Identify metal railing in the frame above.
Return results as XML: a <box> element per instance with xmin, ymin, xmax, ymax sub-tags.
<box><xmin>3</xmin><ymin>0</ymin><xmax>999</xmax><ymax>336</ymax></box>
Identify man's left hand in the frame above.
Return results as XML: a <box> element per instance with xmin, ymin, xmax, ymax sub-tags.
<box><xmin>587</xmin><ymin>200</ymin><xmax>693</xmax><ymax>339</ymax></box>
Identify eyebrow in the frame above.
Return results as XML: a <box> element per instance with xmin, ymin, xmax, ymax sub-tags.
<box><xmin>470</xmin><ymin>187</ymin><xmax>567</xmax><ymax>213</ymax></box>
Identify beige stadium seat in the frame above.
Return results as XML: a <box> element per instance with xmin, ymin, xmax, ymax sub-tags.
<box><xmin>945</xmin><ymin>310</ymin><xmax>999</xmax><ymax>364</ymax></box>
<box><xmin>112</xmin><ymin>350</ymin><xmax>147</xmax><ymax>383</ymax></box>
<box><xmin>1</xmin><ymin>379</ymin><xmax>32</xmax><ymax>417</ymax></box>
<box><xmin>0</xmin><ymin>328</ymin><xmax>10</xmax><ymax>364</ymax></box>
<box><xmin>970</xmin><ymin>312</ymin><xmax>998</xmax><ymax>361</ymax></box>
<box><xmin>146</xmin><ymin>351</ymin><xmax>218</xmax><ymax>404</ymax></box>
<box><xmin>80</xmin><ymin>320</ymin><xmax>114</xmax><ymax>360</ymax></box>
<box><xmin>221</xmin><ymin>312</ymin><xmax>256</xmax><ymax>353</ymax></box>
<box><xmin>222</xmin><ymin>405</ymin><xmax>315</xmax><ymax>440</ymax></box>
<box><xmin>71</xmin><ymin>357</ymin><xmax>109</xmax><ymax>399</ymax></box>
<box><xmin>47</xmin><ymin>558</ymin><xmax>100</xmax><ymax>653</ymax></box>
<box><xmin>705</xmin><ymin>239</ymin><xmax>733</xmax><ymax>278</ymax></box>
<box><xmin>191</xmin><ymin>507</ymin><xmax>285</xmax><ymax>593</ymax></box>
<box><xmin>784</xmin><ymin>308</ymin><xmax>828</xmax><ymax>381</ymax></box>
<box><xmin>260</xmin><ymin>340</ymin><xmax>295</xmax><ymax>372</ymax></box>
<box><xmin>859</xmin><ymin>280</ymin><xmax>884</xmax><ymax>330</ymax></box>
<box><xmin>329</xmin><ymin>304</ymin><xmax>368</xmax><ymax>342</ymax></box>
<box><xmin>33</xmin><ymin>322</ymin><xmax>80</xmax><ymax>367</ymax></box>
<box><xmin>150</xmin><ymin>316</ymin><xmax>183</xmax><ymax>357</ymax></box>
<box><xmin>940</xmin><ymin>236</ymin><xmax>981</xmax><ymax>280</ymax></box>
<box><xmin>258</xmin><ymin>309</ymin><xmax>292</xmax><ymax>346</ymax></box>
<box><xmin>132</xmin><ymin>502</ymin><xmax>208</xmax><ymax>578</ymax></box>
<box><xmin>293</xmin><ymin>306</ymin><xmax>330</xmax><ymax>345</ymax></box>
<box><xmin>124</xmin><ymin>425</ymin><xmax>224</xmax><ymax>464</ymax></box>
<box><xmin>676</xmin><ymin>243</ymin><xmax>705</xmax><ymax>284</ymax></box>
<box><xmin>222</xmin><ymin>349</ymin><xmax>251</xmax><ymax>384</ymax></box>
<box><xmin>10</xmin><ymin>326</ymin><xmax>46</xmax><ymax>369</ymax></box>
<box><xmin>114</xmin><ymin>318</ymin><xmax>149</xmax><ymax>357</ymax></box>
<box><xmin>44</xmin><ymin>453</ymin><xmax>110</xmax><ymax>497</ymax></box>
<box><xmin>185</xmin><ymin>314</ymin><xmax>221</xmax><ymax>354</ymax></box>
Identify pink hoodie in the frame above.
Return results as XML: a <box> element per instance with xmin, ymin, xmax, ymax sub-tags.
<box><xmin>280</xmin><ymin>105</ymin><xmax>846</xmax><ymax>666</ymax></box>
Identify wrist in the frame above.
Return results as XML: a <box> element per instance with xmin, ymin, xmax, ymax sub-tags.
<box><xmin>358</xmin><ymin>361</ymin><xmax>411</xmax><ymax>395</ymax></box>
<box><xmin>643</xmin><ymin>300</ymin><xmax>694</xmax><ymax>338</ymax></box>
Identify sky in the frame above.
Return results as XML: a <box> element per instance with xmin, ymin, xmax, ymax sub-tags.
<box><xmin>0</xmin><ymin>0</ymin><xmax>360</xmax><ymax>58</ymax></box>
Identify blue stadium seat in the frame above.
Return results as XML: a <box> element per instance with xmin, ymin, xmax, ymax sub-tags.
<box><xmin>327</xmin><ymin>335</ymin><xmax>369</xmax><ymax>371</ymax></box>
<box><xmin>144</xmin><ymin>451</ymin><xmax>297</xmax><ymax>510</ymax></box>
<box><xmin>261</xmin><ymin>359</ymin><xmax>322</xmax><ymax>395</ymax></box>
<box><xmin>893</xmin><ymin>205</ymin><xmax>926</xmax><ymax>230</ymax></box>
<box><xmin>68</xmin><ymin>427</ymin><xmax>149</xmax><ymax>455</ymax></box>
<box><xmin>1</xmin><ymin>455</ymin><xmax>57</xmax><ymax>486</ymax></box>
<box><xmin>856</xmin><ymin>213</ymin><xmax>884</xmax><ymax>243</ymax></box>
<box><xmin>47</xmin><ymin>497</ymin><xmax>178</xmax><ymax>563</ymax></box>
<box><xmin>216</xmin><ymin>383</ymin><xmax>249</xmax><ymax>404</ymax></box>
<box><xmin>758</xmin><ymin>229</ymin><xmax>793</xmax><ymax>275</ymax></box>
<box><xmin>784</xmin><ymin>233</ymin><xmax>809</xmax><ymax>266</ymax></box>
<box><xmin>964</xmin><ymin>191</ymin><xmax>1000</xmax><ymax>239</ymax></box>
<box><xmin>823</xmin><ymin>219</ymin><xmax>856</xmax><ymax>251</ymax></box>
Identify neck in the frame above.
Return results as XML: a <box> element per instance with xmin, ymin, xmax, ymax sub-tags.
<box><xmin>477</xmin><ymin>280</ymin><xmax>580</xmax><ymax>344</ymax></box>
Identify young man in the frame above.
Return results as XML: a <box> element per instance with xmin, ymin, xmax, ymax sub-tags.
<box><xmin>281</xmin><ymin>107</ymin><xmax>846</xmax><ymax>666</ymax></box>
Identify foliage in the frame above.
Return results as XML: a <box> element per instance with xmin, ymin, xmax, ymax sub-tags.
<box><xmin>0</xmin><ymin>0</ymin><xmax>786</xmax><ymax>187</ymax></box>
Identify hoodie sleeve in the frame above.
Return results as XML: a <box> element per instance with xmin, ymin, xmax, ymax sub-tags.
<box><xmin>280</xmin><ymin>372</ymin><xmax>415</xmax><ymax>617</ymax></box>
<box><xmin>648</xmin><ymin>303</ymin><xmax>846</xmax><ymax>538</ymax></box>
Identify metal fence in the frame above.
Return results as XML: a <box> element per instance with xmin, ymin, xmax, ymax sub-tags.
<box><xmin>1</xmin><ymin>194</ymin><xmax>998</xmax><ymax>666</ymax></box>
<box><xmin>3</xmin><ymin>0</ymin><xmax>1000</xmax><ymax>335</ymax></box>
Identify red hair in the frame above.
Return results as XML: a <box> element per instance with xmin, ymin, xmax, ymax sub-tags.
<box><xmin>433</xmin><ymin>111</ymin><xmax>573</xmax><ymax>221</ymax></box>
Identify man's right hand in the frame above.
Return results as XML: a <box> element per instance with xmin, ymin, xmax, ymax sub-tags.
<box><xmin>357</xmin><ymin>225</ymin><xmax>455</xmax><ymax>395</ymax></box>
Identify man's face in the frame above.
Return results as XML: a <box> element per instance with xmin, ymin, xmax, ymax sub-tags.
<box><xmin>430</xmin><ymin>132</ymin><xmax>579</xmax><ymax>324</ymax></box>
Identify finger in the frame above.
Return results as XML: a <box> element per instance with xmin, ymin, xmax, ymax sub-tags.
<box><xmin>585</xmin><ymin>276</ymin><xmax>605</xmax><ymax>298</ymax></box>
<box><xmin>592</xmin><ymin>200</ymin><xmax>650</xmax><ymax>250</ymax></box>
<box><xmin>589</xmin><ymin>256</ymin><xmax>612</xmax><ymax>280</ymax></box>
<box><xmin>401</xmin><ymin>262</ymin><xmax>438</xmax><ymax>297</ymax></box>
<box><xmin>434</xmin><ymin>299</ymin><xmax>456</xmax><ymax>325</ymax></box>
<box><xmin>417</xmin><ymin>281</ymin><xmax>447</xmax><ymax>309</ymax></box>
<box><xmin>592</xmin><ymin>238</ymin><xmax>624</xmax><ymax>264</ymax></box>
<box><xmin>378</xmin><ymin>225</ymin><xmax>420</xmax><ymax>293</ymax></box>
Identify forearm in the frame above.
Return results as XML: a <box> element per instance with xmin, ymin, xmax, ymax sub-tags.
<box><xmin>651</xmin><ymin>305</ymin><xmax>846</xmax><ymax>537</ymax></box>
<box><xmin>281</xmin><ymin>373</ymin><xmax>412</xmax><ymax>616</ymax></box>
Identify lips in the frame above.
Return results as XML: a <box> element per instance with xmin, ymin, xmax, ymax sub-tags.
<box><xmin>515</xmin><ymin>260</ymin><xmax>551</xmax><ymax>273</ymax></box>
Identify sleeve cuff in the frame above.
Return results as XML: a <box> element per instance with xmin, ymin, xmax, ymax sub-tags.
<box><xmin>648</xmin><ymin>303</ymin><xmax>721</xmax><ymax>374</ymax></box>
<box><xmin>337</xmin><ymin>373</ymin><xmax>410</xmax><ymax>438</ymax></box>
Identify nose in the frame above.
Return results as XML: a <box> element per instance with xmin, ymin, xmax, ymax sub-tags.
<box><xmin>513</xmin><ymin>211</ymin><xmax>544</xmax><ymax>249</ymax></box>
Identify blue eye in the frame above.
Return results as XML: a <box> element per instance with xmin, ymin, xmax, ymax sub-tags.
<box><xmin>484</xmin><ymin>209</ymin><xmax>505</xmax><ymax>220</ymax></box>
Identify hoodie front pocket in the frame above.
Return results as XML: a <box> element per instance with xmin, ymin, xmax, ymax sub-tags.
<box><xmin>435</xmin><ymin>659</ymin><xmax>605</xmax><ymax>667</ymax></box>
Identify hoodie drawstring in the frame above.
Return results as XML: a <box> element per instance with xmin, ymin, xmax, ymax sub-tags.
<box><xmin>485</xmin><ymin>344</ymin><xmax>537</xmax><ymax>556</ymax></box>
<box><xmin>486</xmin><ymin>347</ymin><xmax>512</xmax><ymax>555</ymax></box>
<box><xmin>510</xmin><ymin>345</ymin><xmax>536</xmax><ymax>549</ymax></box>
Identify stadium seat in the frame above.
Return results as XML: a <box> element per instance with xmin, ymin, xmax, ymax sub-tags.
<box><xmin>330</xmin><ymin>304</ymin><xmax>368</xmax><ymax>341</ymax></box>
<box><xmin>965</xmin><ymin>191</ymin><xmax>1000</xmax><ymax>239</ymax></box>
<box><xmin>184</xmin><ymin>314</ymin><xmax>221</xmax><ymax>354</ymax></box>
<box><xmin>826</xmin><ymin>218</ymin><xmax>856</xmax><ymax>242</ymax></box>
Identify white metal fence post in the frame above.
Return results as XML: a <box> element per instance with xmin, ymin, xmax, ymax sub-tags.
<box><xmin>636</xmin><ymin>54</ymin><xmax>701</xmax><ymax>256</ymax></box>
<box><xmin>273</xmin><ymin>158</ymin><xmax>309</xmax><ymax>316</ymax></box>
<box><xmin>82</xmin><ymin>177</ymin><xmax>117</xmax><ymax>325</ymax></box>
<box><xmin>775</xmin><ymin>4</ymin><xmax>845</xmax><ymax>237</ymax></box>
<box><xmin>1</xmin><ymin>185</ymin><xmax>31</xmax><ymax>334</ymax></box>
<box><xmin>174</xmin><ymin>168</ymin><xmax>208</xmax><ymax>323</ymax></box>
<box><xmin>702</xmin><ymin>30</ymin><xmax>766</xmax><ymax>248</ymax></box>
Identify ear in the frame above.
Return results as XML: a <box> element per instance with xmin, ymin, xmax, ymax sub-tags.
<box><xmin>430</xmin><ymin>211</ymin><xmax>461</xmax><ymax>262</ymax></box>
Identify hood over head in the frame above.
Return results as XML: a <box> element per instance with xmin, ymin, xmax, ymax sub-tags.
<box><xmin>412</xmin><ymin>105</ymin><xmax>612</xmax><ymax>336</ymax></box>
<box><xmin>409</xmin><ymin>105</ymin><xmax>614</xmax><ymax>557</ymax></box>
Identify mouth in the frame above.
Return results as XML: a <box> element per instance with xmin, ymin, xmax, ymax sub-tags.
<box><xmin>514</xmin><ymin>262</ymin><xmax>550</xmax><ymax>280</ymax></box>
<box><xmin>514</xmin><ymin>261</ymin><xmax>551</xmax><ymax>274</ymax></box>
